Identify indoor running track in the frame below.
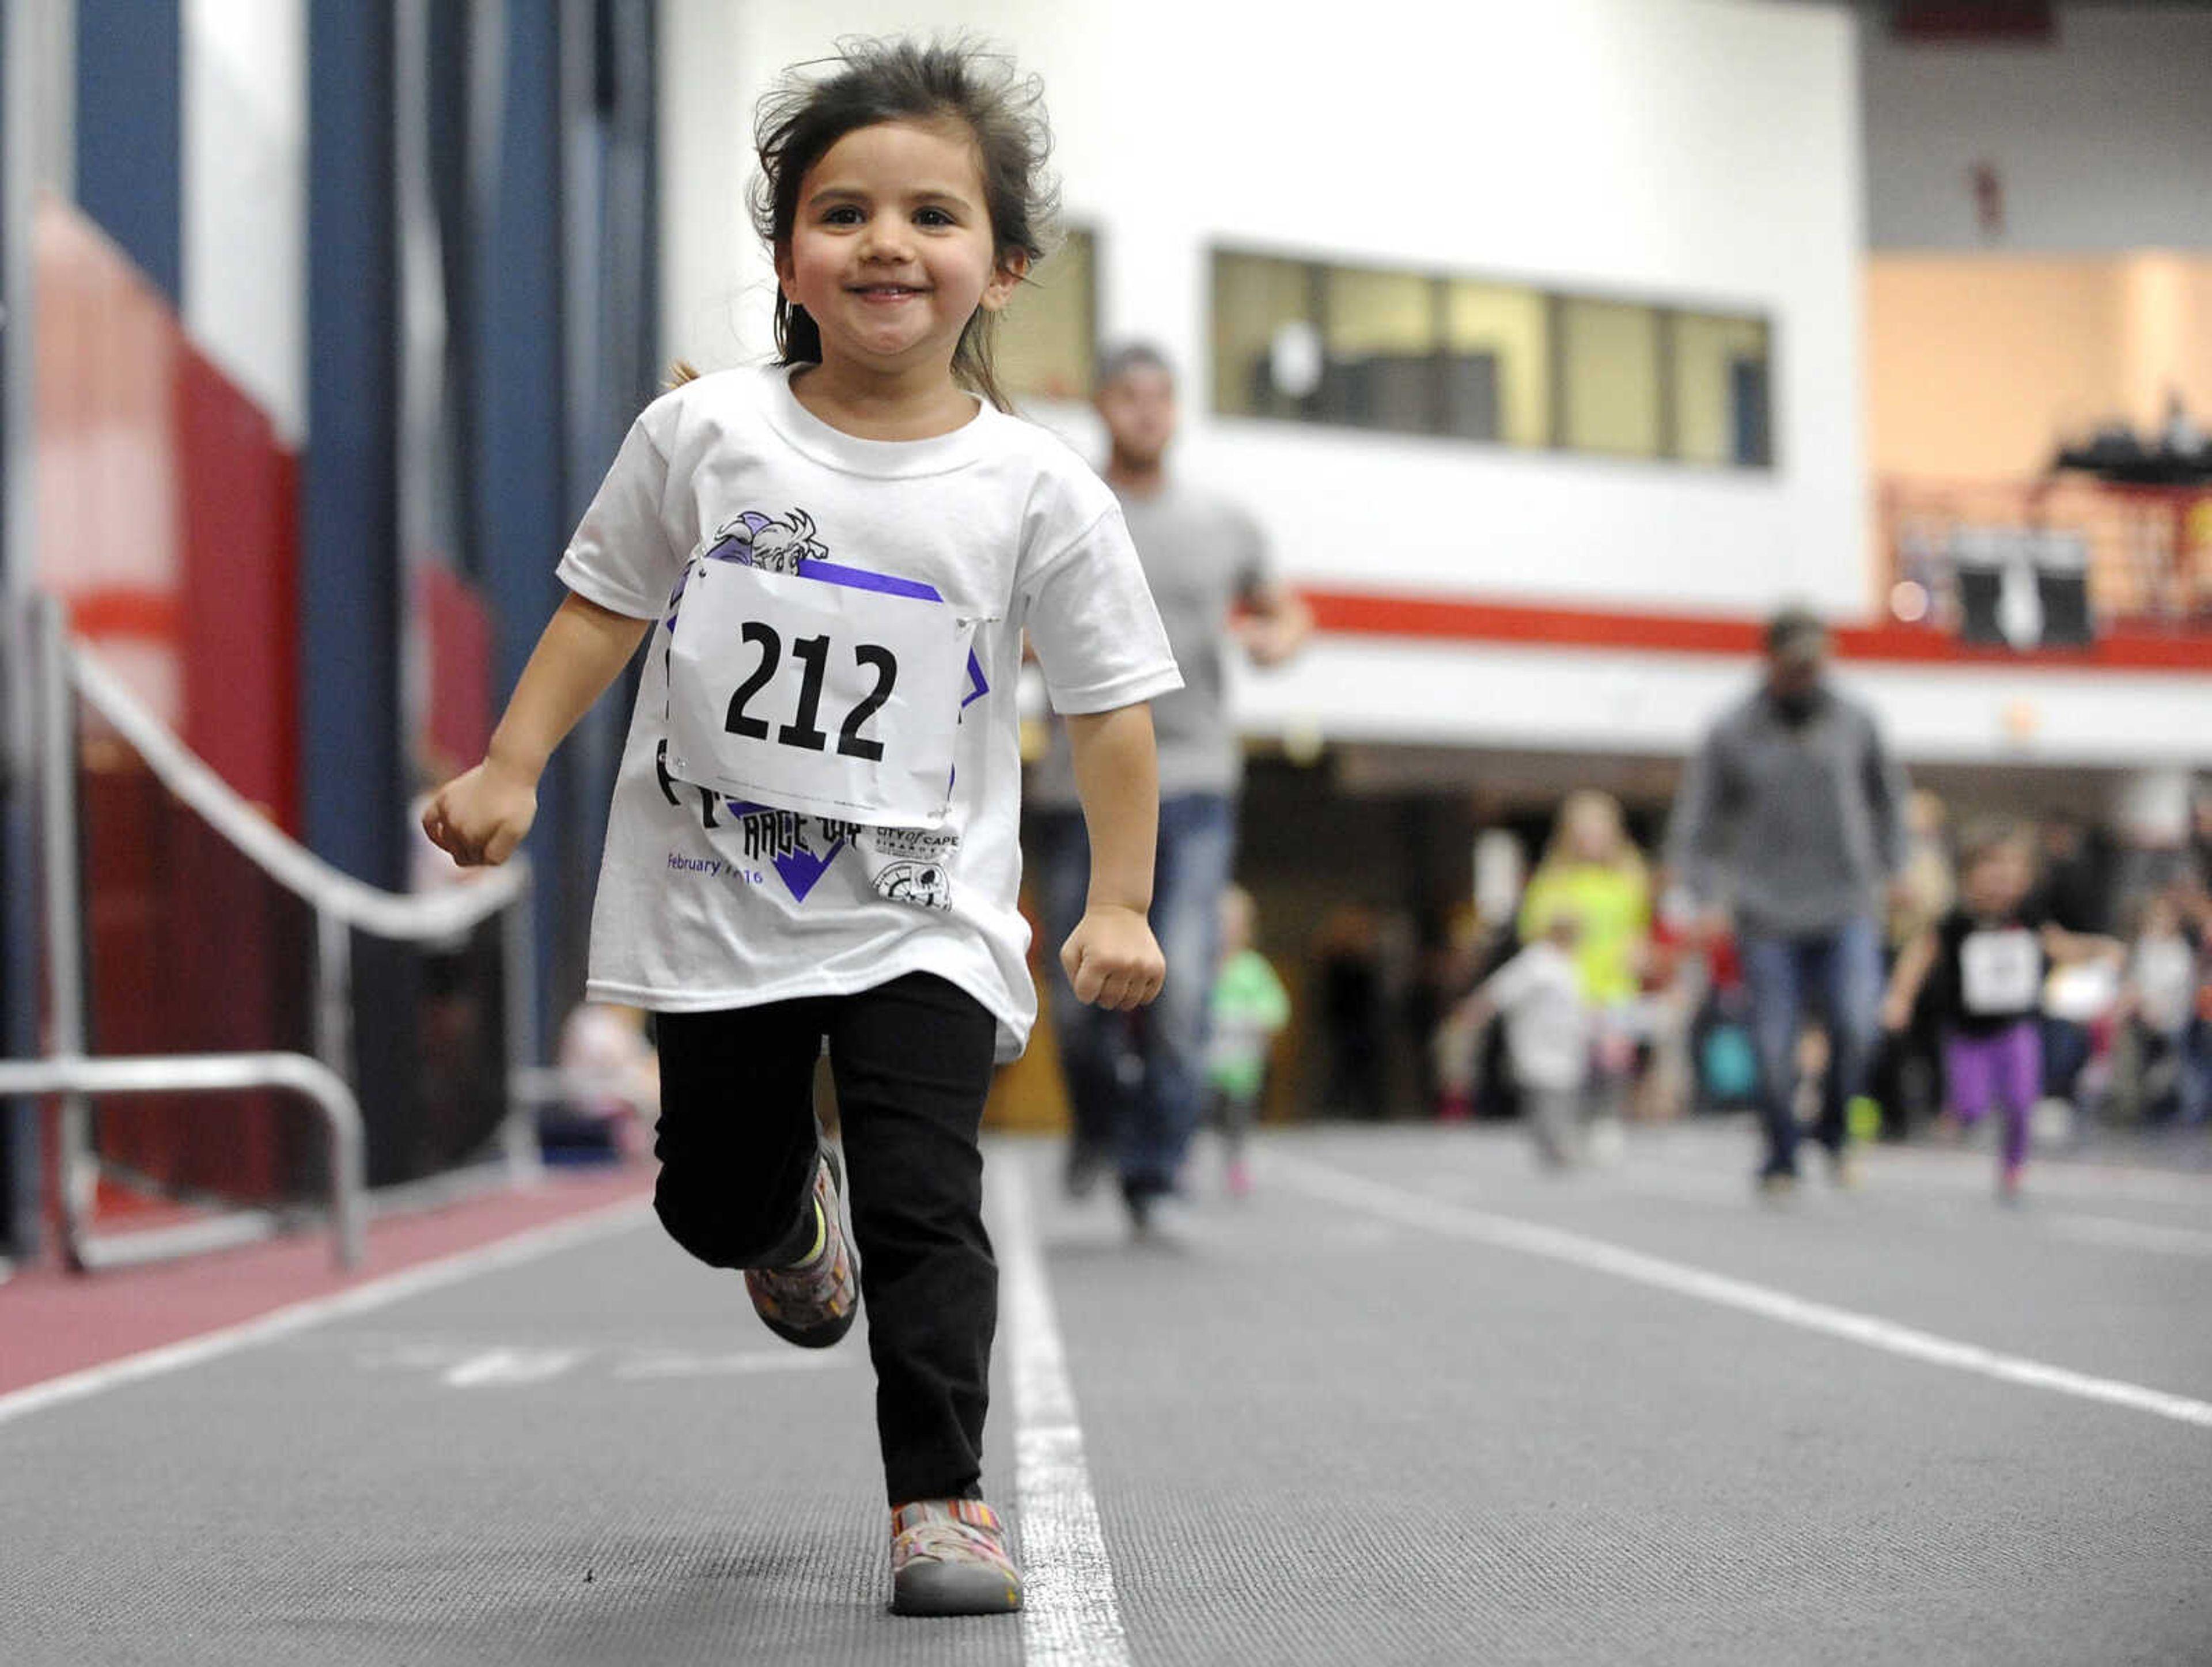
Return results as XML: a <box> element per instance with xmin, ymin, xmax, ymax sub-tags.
<box><xmin>5</xmin><ymin>1122</ymin><xmax>2210</xmax><ymax>1666</ymax></box>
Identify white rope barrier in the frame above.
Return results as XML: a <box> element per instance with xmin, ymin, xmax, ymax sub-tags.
<box><xmin>69</xmin><ymin>644</ymin><xmax>527</xmax><ymax>940</ymax></box>
<box><xmin>10</xmin><ymin>615</ymin><xmax>543</xmax><ymax>1275</ymax></box>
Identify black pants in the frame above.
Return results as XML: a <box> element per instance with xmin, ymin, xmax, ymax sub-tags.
<box><xmin>652</xmin><ymin>973</ymin><xmax>999</xmax><ymax>1505</ymax></box>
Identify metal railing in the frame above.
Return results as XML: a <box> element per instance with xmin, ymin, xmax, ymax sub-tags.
<box><xmin>0</xmin><ymin>1052</ymin><xmax>367</xmax><ymax>1268</ymax></box>
<box><xmin>1881</xmin><ymin>475</ymin><xmax>2212</xmax><ymax>633</ymax></box>
<box><xmin>7</xmin><ymin>594</ymin><xmax>539</xmax><ymax>1271</ymax></box>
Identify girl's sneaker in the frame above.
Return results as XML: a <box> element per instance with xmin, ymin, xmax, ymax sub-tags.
<box><xmin>889</xmin><ymin>1499</ymin><xmax>1023</xmax><ymax>1616</ymax></box>
<box><xmin>743</xmin><ymin>1149</ymin><xmax>858</xmax><ymax>1348</ymax></box>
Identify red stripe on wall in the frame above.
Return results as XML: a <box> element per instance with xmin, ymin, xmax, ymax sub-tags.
<box><xmin>69</xmin><ymin>587</ymin><xmax>183</xmax><ymax>643</ymax></box>
<box><xmin>1298</xmin><ymin>590</ymin><xmax>2212</xmax><ymax>674</ymax></box>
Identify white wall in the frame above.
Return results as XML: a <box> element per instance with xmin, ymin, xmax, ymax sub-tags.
<box><xmin>660</xmin><ymin>0</ymin><xmax>1868</xmax><ymax>615</ymax></box>
<box><xmin>1862</xmin><ymin>6</ymin><xmax>2212</xmax><ymax>252</ymax></box>
<box><xmin>1231</xmin><ymin>638</ymin><xmax>2212</xmax><ymax>771</ymax></box>
<box><xmin>181</xmin><ymin>0</ymin><xmax>306</xmax><ymax>442</ymax></box>
<box><xmin>658</xmin><ymin>0</ymin><xmax>2211</xmax><ymax>768</ymax></box>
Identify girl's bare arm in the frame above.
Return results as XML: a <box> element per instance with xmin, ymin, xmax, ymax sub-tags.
<box><xmin>425</xmin><ymin>593</ymin><xmax>652</xmax><ymax>866</ymax></box>
<box><xmin>1059</xmin><ymin>703</ymin><xmax>1166</xmax><ymax>1011</ymax></box>
<box><xmin>2041</xmin><ymin>924</ymin><xmax>2122</xmax><ymax>968</ymax></box>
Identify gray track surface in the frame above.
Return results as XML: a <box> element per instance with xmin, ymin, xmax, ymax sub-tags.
<box><xmin>6</xmin><ymin>1120</ymin><xmax>2210</xmax><ymax>1666</ymax></box>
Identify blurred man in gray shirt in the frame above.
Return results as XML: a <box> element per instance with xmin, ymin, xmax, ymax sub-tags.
<box><xmin>1667</xmin><ymin>607</ymin><xmax>1908</xmax><ymax>1191</ymax></box>
<box><xmin>1029</xmin><ymin>343</ymin><xmax>1310</xmax><ymax>1230</ymax></box>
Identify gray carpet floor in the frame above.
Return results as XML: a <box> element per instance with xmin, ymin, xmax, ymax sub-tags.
<box><xmin>5</xmin><ymin>1118</ymin><xmax>2208</xmax><ymax>1666</ymax></box>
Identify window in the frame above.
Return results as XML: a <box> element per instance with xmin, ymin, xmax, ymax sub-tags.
<box><xmin>1445</xmin><ymin>280</ymin><xmax>1550</xmax><ymax>447</ymax></box>
<box><xmin>1209</xmin><ymin>247</ymin><xmax>1772</xmax><ymax>469</ymax></box>
<box><xmin>1669</xmin><ymin>311</ymin><xmax>1772</xmax><ymax>467</ymax></box>
<box><xmin>1559</xmin><ymin>297</ymin><xmax>1662</xmax><ymax>459</ymax></box>
<box><xmin>996</xmin><ymin>227</ymin><xmax>1097</xmax><ymax>404</ymax></box>
<box><xmin>1212</xmin><ymin>250</ymin><xmax>1314</xmax><ymax>419</ymax></box>
<box><xmin>1319</xmin><ymin>266</ymin><xmax>1439</xmax><ymax>435</ymax></box>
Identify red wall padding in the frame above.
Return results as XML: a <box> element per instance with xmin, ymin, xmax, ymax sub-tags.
<box><xmin>177</xmin><ymin>339</ymin><xmax>301</xmax><ymax>832</ymax></box>
<box><xmin>36</xmin><ymin>198</ymin><xmax>310</xmax><ymax>1208</ymax></box>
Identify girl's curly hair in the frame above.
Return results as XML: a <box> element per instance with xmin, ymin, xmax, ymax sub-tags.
<box><xmin>750</xmin><ymin>36</ymin><xmax>1058</xmax><ymax>412</ymax></box>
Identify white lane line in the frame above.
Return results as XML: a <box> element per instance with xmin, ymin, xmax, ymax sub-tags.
<box><xmin>615</xmin><ymin>1349</ymin><xmax>853</xmax><ymax>1380</ymax></box>
<box><xmin>1603</xmin><ymin>1165</ymin><xmax>2212</xmax><ymax>1262</ymax></box>
<box><xmin>2047</xmin><ymin>1214</ymin><xmax>2212</xmax><ymax>1257</ymax></box>
<box><xmin>442</xmin><ymin>1347</ymin><xmax>588</xmax><ymax>1387</ymax></box>
<box><xmin>0</xmin><ymin>1195</ymin><xmax>654</xmax><ymax>1429</ymax></box>
<box><xmin>1268</xmin><ymin>1151</ymin><xmax>2212</xmax><ymax>1433</ymax></box>
<box><xmin>995</xmin><ymin>1153</ymin><xmax>1132</xmax><ymax>1667</ymax></box>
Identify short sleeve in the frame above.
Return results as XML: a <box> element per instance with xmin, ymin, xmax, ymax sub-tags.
<box><xmin>1482</xmin><ymin>949</ymin><xmax>1535</xmax><ymax>1010</ymax></box>
<box><xmin>555</xmin><ymin>416</ymin><xmax>678</xmax><ymax>619</ymax></box>
<box><xmin>1022</xmin><ymin>503</ymin><xmax>1184</xmax><ymax>715</ymax></box>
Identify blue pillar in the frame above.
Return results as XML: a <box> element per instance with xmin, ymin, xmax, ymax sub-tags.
<box><xmin>2</xmin><ymin>0</ymin><xmax>48</xmax><ymax>1255</ymax></box>
<box><xmin>303</xmin><ymin>1</ymin><xmax>402</xmax><ymax>887</ymax></box>
<box><xmin>474</xmin><ymin>3</ymin><xmax>569</xmax><ymax>1028</ymax></box>
<box><xmin>75</xmin><ymin>0</ymin><xmax>180</xmax><ymax>302</ymax></box>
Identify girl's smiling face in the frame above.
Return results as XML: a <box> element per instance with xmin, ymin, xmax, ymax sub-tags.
<box><xmin>775</xmin><ymin>119</ymin><xmax>1024</xmax><ymax>384</ymax></box>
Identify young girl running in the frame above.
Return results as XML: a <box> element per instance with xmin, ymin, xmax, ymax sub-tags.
<box><xmin>1884</xmin><ymin>820</ymin><xmax>2115</xmax><ymax>1200</ymax></box>
<box><xmin>422</xmin><ymin>37</ymin><xmax>1179</xmax><ymax>1616</ymax></box>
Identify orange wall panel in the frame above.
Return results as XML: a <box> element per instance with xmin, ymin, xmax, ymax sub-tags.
<box><xmin>1867</xmin><ymin>253</ymin><xmax>2212</xmax><ymax>482</ymax></box>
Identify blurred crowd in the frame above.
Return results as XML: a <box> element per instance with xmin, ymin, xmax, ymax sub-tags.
<box><xmin>535</xmin><ymin>779</ymin><xmax>2212</xmax><ymax>1172</ymax></box>
<box><xmin>513</xmin><ymin>332</ymin><xmax>2211</xmax><ymax>1186</ymax></box>
<box><xmin>1294</xmin><ymin>785</ymin><xmax>2212</xmax><ymax>1160</ymax></box>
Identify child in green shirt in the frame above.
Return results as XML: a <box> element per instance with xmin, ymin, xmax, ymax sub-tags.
<box><xmin>1207</xmin><ymin>885</ymin><xmax>1292</xmax><ymax>1196</ymax></box>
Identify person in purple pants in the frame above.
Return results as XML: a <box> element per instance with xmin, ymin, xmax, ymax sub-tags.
<box><xmin>1884</xmin><ymin>821</ymin><xmax>2119</xmax><ymax>1200</ymax></box>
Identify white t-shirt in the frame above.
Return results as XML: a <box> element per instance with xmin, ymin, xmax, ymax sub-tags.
<box><xmin>557</xmin><ymin>366</ymin><xmax>1182</xmax><ymax>1059</ymax></box>
<box><xmin>1482</xmin><ymin>940</ymin><xmax>1592</xmax><ymax>1092</ymax></box>
<box><xmin>2131</xmin><ymin>933</ymin><xmax>2198</xmax><ymax>1035</ymax></box>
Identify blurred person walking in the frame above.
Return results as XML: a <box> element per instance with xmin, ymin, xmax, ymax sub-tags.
<box><xmin>1666</xmin><ymin>606</ymin><xmax>1910</xmax><ymax>1193</ymax></box>
<box><xmin>547</xmin><ymin>1001</ymin><xmax>659</xmax><ymax>1162</ymax></box>
<box><xmin>423</xmin><ymin>38</ymin><xmax>1182</xmax><ymax>1616</ymax></box>
<box><xmin>2122</xmin><ymin>884</ymin><xmax>2210</xmax><ymax>1126</ymax></box>
<box><xmin>2033</xmin><ymin>813</ymin><xmax>2116</xmax><ymax>1115</ymax></box>
<box><xmin>1868</xmin><ymin>788</ymin><xmax>1955</xmax><ymax>1137</ymax></box>
<box><xmin>1519</xmin><ymin>790</ymin><xmax>1650</xmax><ymax>1146</ymax></box>
<box><xmin>1029</xmin><ymin>342</ymin><xmax>1311</xmax><ymax>1231</ymax></box>
<box><xmin>1885</xmin><ymin>821</ymin><xmax>2120</xmax><ymax>1199</ymax></box>
<box><xmin>1313</xmin><ymin>901</ymin><xmax>1392</xmax><ymax>1120</ymax></box>
<box><xmin>1448</xmin><ymin>911</ymin><xmax>1593</xmax><ymax>1168</ymax></box>
<box><xmin>1205</xmin><ymin>884</ymin><xmax>1291</xmax><ymax>1196</ymax></box>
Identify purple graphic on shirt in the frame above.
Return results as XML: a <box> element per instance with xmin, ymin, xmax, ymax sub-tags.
<box><xmin>800</xmin><ymin>559</ymin><xmax>939</xmax><ymax>600</ymax></box>
<box><xmin>767</xmin><ymin>836</ymin><xmax>847</xmax><ymax>903</ymax></box>
<box><xmin>724</xmin><ymin>801</ymin><xmax>855</xmax><ymax>902</ymax></box>
<box><xmin>793</xmin><ymin>559</ymin><xmax>986</xmax><ymax>710</ymax></box>
<box><xmin>704</xmin><ymin>508</ymin><xmax>832</xmax><ymax>575</ymax></box>
<box><xmin>662</xmin><ymin>507</ymin><xmax>984</xmax><ymax>906</ymax></box>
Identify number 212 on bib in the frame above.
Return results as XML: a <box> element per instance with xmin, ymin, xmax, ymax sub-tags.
<box><xmin>664</xmin><ymin>560</ymin><xmax>979</xmax><ymax>829</ymax></box>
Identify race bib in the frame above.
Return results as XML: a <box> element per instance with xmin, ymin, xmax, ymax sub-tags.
<box><xmin>664</xmin><ymin>557</ymin><xmax>982</xmax><ymax>828</ymax></box>
<box><xmin>1959</xmin><ymin>927</ymin><xmax>2041</xmax><ymax>1015</ymax></box>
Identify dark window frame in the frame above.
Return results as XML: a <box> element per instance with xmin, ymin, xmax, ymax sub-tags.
<box><xmin>1209</xmin><ymin>243</ymin><xmax>1777</xmax><ymax>472</ymax></box>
